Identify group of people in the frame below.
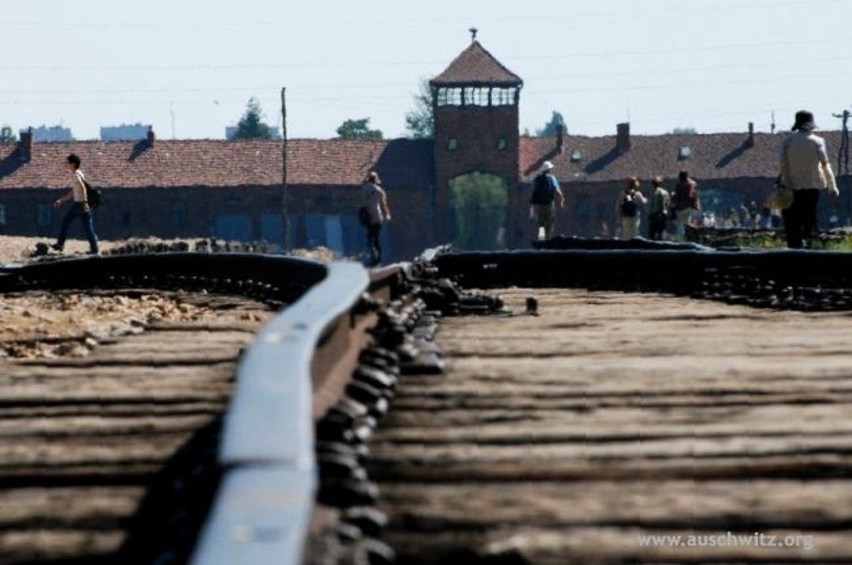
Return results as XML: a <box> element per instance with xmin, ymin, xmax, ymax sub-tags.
<box><xmin>530</xmin><ymin>162</ymin><xmax>701</xmax><ymax>242</ymax></box>
<box><xmin>530</xmin><ymin>110</ymin><xmax>840</xmax><ymax>248</ymax></box>
<box><xmin>50</xmin><ymin>110</ymin><xmax>837</xmax><ymax>265</ymax></box>
<box><xmin>615</xmin><ymin>171</ymin><xmax>701</xmax><ymax>241</ymax></box>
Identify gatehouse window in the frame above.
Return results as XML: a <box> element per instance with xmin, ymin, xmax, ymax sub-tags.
<box><xmin>436</xmin><ymin>87</ymin><xmax>463</xmax><ymax>107</ymax></box>
<box><xmin>576</xmin><ymin>195</ymin><xmax>590</xmax><ymax>219</ymax></box>
<box><xmin>174</xmin><ymin>202</ymin><xmax>187</xmax><ymax>227</ymax></box>
<box><xmin>36</xmin><ymin>203</ymin><xmax>51</xmax><ymax>226</ymax></box>
<box><xmin>490</xmin><ymin>87</ymin><xmax>517</xmax><ymax>106</ymax></box>
<box><xmin>435</xmin><ymin>86</ymin><xmax>519</xmax><ymax>108</ymax></box>
<box><xmin>464</xmin><ymin>87</ymin><xmax>490</xmax><ymax>106</ymax></box>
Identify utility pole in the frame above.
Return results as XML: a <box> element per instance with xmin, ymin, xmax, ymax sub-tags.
<box><xmin>281</xmin><ymin>87</ymin><xmax>290</xmax><ymax>252</ymax></box>
<box><xmin>833</xmin><ymin>109</ymin><xmax>850</xmax><ymax>175</ymax></box>
<box><xmin>833</xmin><ymin>109</ymin><xmax>851</xmax><ymax>224</ymax></box>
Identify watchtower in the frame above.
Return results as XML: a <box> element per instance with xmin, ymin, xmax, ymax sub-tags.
<box><xmin>430</xmin><ymin>34</ymin><xmax>523</xmax><ymax>249</ymax></box>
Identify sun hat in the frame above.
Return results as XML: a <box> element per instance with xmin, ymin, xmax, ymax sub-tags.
<box><xmin>541</xmin><ymin>160</ymin><xmax>554</xmax><ymax>172</ymax></box>
<box><xmin>792</xmin><ymin>110</ymin><xmax>816</xmax><ymax>131</ymax></box>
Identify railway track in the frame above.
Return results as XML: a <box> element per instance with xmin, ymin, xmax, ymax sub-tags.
<box><xmin>0</xmin><ymin>252</ymin><xmax>455</xmax><ymax>565</ymax></box>
<box><xmin>0</xmin><ymin>285</ymin><xmax>274</xmax><ymax>564</ymax></box>
<box><xmin>3</xmin><ymin>244</ymin><xmax>852</xmax><ymax>564</ymax></box>
<box><xmin>0</xmin><ymin>254</ymin><xmax>366</xmax><ymax>564</ymax></box>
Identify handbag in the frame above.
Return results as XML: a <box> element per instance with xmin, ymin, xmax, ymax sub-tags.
<box><xmin>769</xmin><ymin>176</ymin><xmax>793</xmax><ymax>210</ymax></box>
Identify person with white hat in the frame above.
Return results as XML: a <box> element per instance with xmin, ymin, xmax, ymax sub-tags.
<box><xmin>529</xmin><ymin>160</ymin><xmax>564</xmax><ymax>240</ymax></box>
<box><xmin>779</xmin><ymin>110</ymin><xmax>839</xmax><ymax>248</ymax></box>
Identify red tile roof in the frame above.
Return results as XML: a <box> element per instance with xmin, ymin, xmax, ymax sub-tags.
<box><xmin>430</xmin><ymin>41</ymin><xmax>522</xmax><ymax>87</ymax></box>
<box><xmin>2</xmin><ymin>130</ymin><xmax>842</xmax><ymax>192</ymax></box>
<box><xmin>0</xmin><ymin>138</ymin><xmax>434</xmax><ymax>190</ymax></box>
<box><xmin>520</xmin><ymin>131</ymin><xmax>847</xmax><ymax>184</ymax></box>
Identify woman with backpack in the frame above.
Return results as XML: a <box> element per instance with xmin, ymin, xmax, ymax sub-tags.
<box><xmin>617</xmin><ymin>177</ymin><xmax>647</xmax><ymax>239</ymax></box>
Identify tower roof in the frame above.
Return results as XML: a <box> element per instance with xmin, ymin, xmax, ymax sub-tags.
<box><xmin>430</xmin><ymin>41</ymin><xmax>522</xmax><ymax>87</ymax></box>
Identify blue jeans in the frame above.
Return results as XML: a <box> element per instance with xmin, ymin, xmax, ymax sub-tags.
<box><xmin>56</xmin><ymin>202</ymin><xmax>99</xmax><ymax>253</ymax></box>
<box><xmin>366</xmin><ymin>223</ymin><xmax>382</xmax><ymax>266</ymax></box>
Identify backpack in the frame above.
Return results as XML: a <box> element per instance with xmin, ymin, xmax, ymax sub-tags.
<box><xmin>83</xmin><ymin>180</ymin><xmax>102</xmax><ymax>209</ymax></box>
<box><xmin>530</xmin><ymin>173</ymin><xmax>555</xmax><ymax>205</ymax></box>
<box><xmin>620</xmin><ymin>195</ymin><xmax>638</xmax><ymax>217</ymax></box>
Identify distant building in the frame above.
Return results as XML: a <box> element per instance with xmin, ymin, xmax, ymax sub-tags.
<box><xmin>100</xmin><ymin>123</ymin><xmax>151</xmax><ymax>141</ymax></box>
<box><xmin>27</xmin><ymin>125</ymin><xmax>73</xmax><ymax>142</ymax></box>
<box><xmin>1</xmin><ymin>40</ymin><xmax>849</xmax><ymax>258</ymax></box>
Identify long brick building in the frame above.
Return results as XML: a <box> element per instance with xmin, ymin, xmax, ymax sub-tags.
<box><xmin>1</xmin><ymin>41</ymin><xmax>849</xmax><ymax>259</ymax></box>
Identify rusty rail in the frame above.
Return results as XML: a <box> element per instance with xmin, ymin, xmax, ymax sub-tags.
<box><xmin>0</xmin><ymin>253</ymin><xmax>406</xmax><ymax>565</ymax></box>
<box><xmin>192</xmin><ymin>262</ymin><xmax>405</xmax><ymax>564</ymax></box>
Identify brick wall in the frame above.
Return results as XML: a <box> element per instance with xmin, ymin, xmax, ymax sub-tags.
<box><xmin>433</xmin><ymin>104</ymin><xmax>521</xmax><ymax>245</ymax></box>
<box><xmin>0</xmin><ymin>183</ymin><xmax>436</xmax><ymax>261</ymax></box>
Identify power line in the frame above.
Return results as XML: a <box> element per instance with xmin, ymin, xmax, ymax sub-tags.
<box><xmin>0</xmin><ymin>37</ymin><xmax>847</xmax><ymax>73</ymax></box>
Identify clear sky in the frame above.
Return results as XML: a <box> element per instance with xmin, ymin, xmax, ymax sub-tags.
<box><xmin>2</xmin><ymin>0</ymin><xmax>850</xmax><ymax>140</ymax></box>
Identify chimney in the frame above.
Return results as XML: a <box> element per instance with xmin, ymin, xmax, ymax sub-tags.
<box><xmin>747</xmin><ymin>122</ymin><xmax>754</xmax><ymax>147</ymax></box>
<box><xmin>616</xmin><ymin>122</ymin><xmax>631</xmax><ymax>150</ymax></box>
<box><xmin>19</xmin><ymin>128</ymin><xmax>33</xmax><ymax>162</ymax></box>
<box><xmin>556</xmin><ymin>123</ymin><xmax>566</xmax><ymax>154</ymax></box>
<box><xmin>147</xmin><ymin>126</ymin><xmax>156</xmax><ymax>146</ymax></box>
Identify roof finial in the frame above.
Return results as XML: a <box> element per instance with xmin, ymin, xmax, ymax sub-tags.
<box><xmin>469</xmin><ymin>27</ymin><xmax>478</xmax><ymax>42</ymax></box>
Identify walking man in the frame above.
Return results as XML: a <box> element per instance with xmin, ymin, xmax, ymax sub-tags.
<box><xmin>360</xmin><ymin>171</ymin><xmax>391</xmax><ymax>266</ymax></box>
<box><xmin>52</xmin><ymin>153</ymin><xmax>99</xmax><ymax>255</ymax></box>
<box><xmin>529</xmin><ymin>161</ymin><xmax>564</xmax><ymax>240</ymax></box>
<box><xmin>779</xmin><ymin>110</ymin><xmax>839</xmax><ymax>248</ymax></box>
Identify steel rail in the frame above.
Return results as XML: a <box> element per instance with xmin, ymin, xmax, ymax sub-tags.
<box><xmin>0</xmin><ymin>253</ymin><xmax>405</xmax><ymax>565</ymax></box>
<box><xmin>430</xmin><ymin>248</ymin><xmax>852</xmax><ymax>295</ymax></box>
<box><xmin>191</xmin><ymin>262</ymin><xmax>371</xmax><ymax>565</ymax></box>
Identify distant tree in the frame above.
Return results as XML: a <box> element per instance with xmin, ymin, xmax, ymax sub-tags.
<box><xmin>231</xmin><ymin>98</ymin><xmax>276</xmax><ymax>140</ymax></box>
<box><xmin>0</xmin><ymin>125</ymin><xmax>16</xmax><ymax>143</ymax></box>
<box><xmin>672</xmin><ymin>127</ymin><xmax>698</xmax><ymax>135</ymax></box>
<box><xmin>536</xmin><ymin>111</ymin><xmax>566</xmax><ymax>137</ymax></box>
<box><xmin>337</xmin><ymin>118</ymin><xmax>383</xmax><ymax>140</ymax></box>
<box><xmin>404</xmin><ymin>79</ymin><xmax>434</xmax><ymax>139</ymax></box>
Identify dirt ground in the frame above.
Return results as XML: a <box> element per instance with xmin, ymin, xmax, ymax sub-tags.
<box><xmin>0</xmin><ymin>235</ymin><xmax>336</xmax><ymax>265</ymax></box>
<box><xmin>0</xmin><ymin>235</ymin><xmax>300</xmax><ymax>360</ymax></box>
